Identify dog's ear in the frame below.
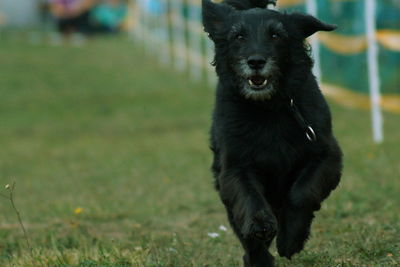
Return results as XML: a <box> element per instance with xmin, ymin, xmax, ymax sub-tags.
<box><xmin>202</xmin><ymin>0</ymin><xmax>234</xmax><ymax>40</ymax></box>
<box><xmin>290</xmin><ymin>13</ymin><xmax>337</xmax><ymax>38</ymax></box>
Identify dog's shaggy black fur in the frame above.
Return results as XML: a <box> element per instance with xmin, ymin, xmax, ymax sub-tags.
<box><xmin>202</xmin><ymin>0</ymin><xmax>343</xmax><ymax>266</ymax></box>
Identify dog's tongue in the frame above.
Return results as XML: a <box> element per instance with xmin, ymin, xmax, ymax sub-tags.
<box><xmin>249</xmin><ymin>76</ymin><xmax>267</xmax><ymax>86</ymax></box>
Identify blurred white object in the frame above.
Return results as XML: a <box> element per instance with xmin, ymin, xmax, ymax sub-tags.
<box><xmin>219</xmin><ymin>225</ymin><xmax>228</xmax><ymax>231</ymax></box>
<box><xmin>207</xmin><ymin>232</ymin><xmax>219</xmax><ymax>238</ymax></box>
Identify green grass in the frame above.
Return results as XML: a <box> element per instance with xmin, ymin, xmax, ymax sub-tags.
<box><xmin>0</xmin><ymin>36</ymin><xmax>399</xmax><ymax>266</ymax></box>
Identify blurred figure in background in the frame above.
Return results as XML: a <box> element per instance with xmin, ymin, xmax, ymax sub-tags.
<box><xmin>90</xmin><ymin>0</ymin><xmax>128</xmax><ymax>34</ymax></box>
<box><xmin>48</xmin><ymin>0</ymin><xmax>96</xmax><ymax>38</ymax></box>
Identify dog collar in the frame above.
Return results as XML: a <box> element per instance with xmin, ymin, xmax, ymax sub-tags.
<box><xmin>289</xmin><ymin>99</ymin><xmax>317</xmax><ymax>142</ymax></box>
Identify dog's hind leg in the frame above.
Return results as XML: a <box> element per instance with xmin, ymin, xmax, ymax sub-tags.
<box><xmin>227</xmin><ymin>209</ymin><xmax>275</xmax><ymax>267</ymax></box>
<box><xmin>277</xmin><ymin>147</ymin><xmax>342</xmax><ymax>259</ymax></box>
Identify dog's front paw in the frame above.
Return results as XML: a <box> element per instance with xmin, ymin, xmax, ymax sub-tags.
<box><xmin>242</xmin><ymin>209</ymin><xmax>277</xmax><ymax>241</ymax></box>
<box><xmin>276</xmin><ymin>209</ymin><xmax>314</xmax><ymax>259</ymax></box>
<box><xmin>276</xmin><ymin>232</ymin><xmax>306</xmax><ymax>259</ymax></box>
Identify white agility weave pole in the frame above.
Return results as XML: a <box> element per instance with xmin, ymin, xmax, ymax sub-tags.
<box><xmin>365</xmin><ymin>0</ymin><xmax>384</xmax><ymax>143</ymax></box>
<box><xmin>305</xmin><ymin>0</ymin><xmax>321</xmax><ymax>83</ymax></box>
<box><xmin>159</xmin><ymin>0</ymin><xmax>171</xmax><ymax>65</ymax></box>
<box><xmin>170</xmin><ymin>0</ymin><xmax>186</xmax><ymax>72</ymax></box>
<box><xmin>187</xmin><ymin>0</ymin><xmax>202</xmax><ymax>80</ymax></box>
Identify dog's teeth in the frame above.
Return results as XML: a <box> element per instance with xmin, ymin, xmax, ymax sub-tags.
<box><xmin>248</xmin><ymin>78</ymin><xmax>267</xmax><ymax>87</ymax></box>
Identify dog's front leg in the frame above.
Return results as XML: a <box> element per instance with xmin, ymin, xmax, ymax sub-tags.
<box><xmin>219</xmin><ymin>169</ymin><xmax>277</xmax><ymax>240</ymax></box>
<box><xmin>219</xmin><ymin>169</ymin><xmax>277</xmax><ymax>266</ymax></box>
<box><xmin>277</xmin><ymin>149</ymin><xmax>342</xmax><ymax>259</ymax></box>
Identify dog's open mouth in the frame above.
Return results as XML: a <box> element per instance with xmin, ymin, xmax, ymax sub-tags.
<box><xmin>247</xmin><ymin>75</ymin><xmax>268</xmax><ymax>90</ymax></box>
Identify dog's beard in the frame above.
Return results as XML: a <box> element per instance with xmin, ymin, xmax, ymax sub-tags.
<box><xmin>233</xmin><ymin>59</ymin><xmax>280</xmax><ymax>101</ymax></box>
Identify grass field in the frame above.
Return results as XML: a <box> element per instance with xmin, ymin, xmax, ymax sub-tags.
<box><xmin>0</xmin><ymin>36</ymin><xmax>399</xmax><ymax>266</ymax></box>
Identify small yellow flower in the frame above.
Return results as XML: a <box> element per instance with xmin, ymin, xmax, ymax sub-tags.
<box><xmin>74</xmin><ymin>207</ymin><xmax>83</xmax><ymax>214</ymax></box>
<box><xmin>5</xmin><ymin>184</ymin><xmax>10</xmax><ymax>189</ymax></box>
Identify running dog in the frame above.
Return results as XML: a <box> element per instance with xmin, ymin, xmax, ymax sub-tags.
<box><xmin>203</xmin><ymin>0</ymin><xmax>343</xmax><ymax>266</ymax></box>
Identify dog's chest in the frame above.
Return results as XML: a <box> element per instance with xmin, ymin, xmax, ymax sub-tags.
<box><xmin>252</xmin><ymin>140</ymin><xmax>301</xmax><ymax>176</ymax></box>
<box><xmin>221</xmin><ymin>109</ymin><xmax>310</xmax><ymax>175</ymax></box>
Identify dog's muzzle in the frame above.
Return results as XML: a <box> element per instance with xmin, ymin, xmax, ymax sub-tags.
<box><xmin>246</xmin><ymin>55</ymin><xmax>269</xmax><ymax>90</ymax></box>
<box><xmin>235</xmin><ymin>57</ymin><xmax>279</xmax><ymax>101</ymax></box>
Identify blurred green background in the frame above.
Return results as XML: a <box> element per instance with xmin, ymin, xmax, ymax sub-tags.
<box><xmin>1</xmin><ymin>34</ymin><xmax>399</xmax><ymax>267</ymax></box>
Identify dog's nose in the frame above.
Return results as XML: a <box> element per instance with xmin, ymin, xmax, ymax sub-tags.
<box><xmin>247</xmin><ymin>55</ymin><xmax>266</xmax><ymax>70</ymax></box>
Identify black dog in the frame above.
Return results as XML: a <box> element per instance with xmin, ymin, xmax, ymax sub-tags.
<box><xmin>202</xmin><ymin>0</ymin><xmax>343</xmax><ymax>266</ymax></box>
